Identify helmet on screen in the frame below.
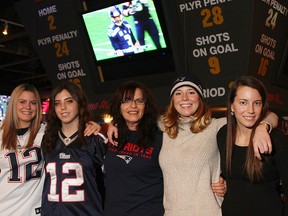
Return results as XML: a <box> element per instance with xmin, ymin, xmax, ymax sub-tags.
<box><xmin>110</xmin><ymin>6</ymin><xmax>123</xmax><ymax>26</ymax></box>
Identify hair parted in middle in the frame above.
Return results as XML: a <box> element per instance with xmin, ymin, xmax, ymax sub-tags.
<box><xmin>226</xmin><ymin>75</ymin><xmax>269</xmax><ymax>181</ymax></box>
<box><xmin>1</xmin><ymin>83</ymin><xmax>42</xmax><ymax>150</ymax></box>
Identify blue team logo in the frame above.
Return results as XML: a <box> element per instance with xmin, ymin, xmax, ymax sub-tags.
<box><xmin>116</xmin><ymin>155</ymin><xmax>133</xmax><ymax>164</ymax></box>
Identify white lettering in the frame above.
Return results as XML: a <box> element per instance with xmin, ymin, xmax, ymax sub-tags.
<box><xmin>196</xmin><ymin>32</ymin><xmax>230</xmax><ymax>46</ymax></box>
<box><xmin>179</xmin><ymin>1</ymin><xmax>202</xmax><ymax>12</ymax></box>
<box><xmin>38</xmin><ymin>5</ymin><xmax>57</xmax><ymax>17</ymax></box>
<box><xmin>209</xmin><ymin>43</ymin><xmax>238</xmax><ymax>55</ymax></box>
<box><xmin>203</xmin><ymin>87</ymin><xmax>226</xmax><ymax>98</ymax></box>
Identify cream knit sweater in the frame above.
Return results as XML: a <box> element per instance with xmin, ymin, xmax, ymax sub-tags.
<box><xmin>159</xmin><ymin>117</ymin><xmax>226</xmax><ymax>216</ymax></box>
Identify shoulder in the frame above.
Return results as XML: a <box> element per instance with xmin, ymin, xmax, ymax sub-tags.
<box><xmin>270</xmin><ymin>128</ymin><xmax>288</xmax><ymax>150</ymax></box>
<box><xmin>107</xmin><ymin>24</ymin><xmax>118</xmax><ymax>36</ymax></box>
<box><xmin>212</xmin><ymin>117</ymin><xmax>227</xmax><ymax>125</ymax></box>
<box><xmin>85</xmin><ymin>132</ymin><xmax>108</xmax><ymax>145</ymax></box>
<box><xmin>157</xmin><ymin>115</ymin><xmax>164</xmax><ymax>131</ymax></box>
<box><xmin>217</xmin><ymin>124</ymin><xmax>227</xmax><ymax>138</ymax></box>
<box><xmin>39</xmin><ymin>123</ymin><xmax>46</xmax><ymax>133</ymax></box>
<box><xmin>82</xmin><ymin>133</ymin><xmax>107</xmax><ymax>155</ymax></box>
<box><xmin>217</xmin><ymin>124</ymin><xmax>227</xmax><ymax>151</ymax></box>
<box><xmin>210</xmin><ymin>117</ymin><xmax>227</xmax><ymax>131</ymax></box>
<box><xmin>122</xmin><ymin>20</ymin><xmax>131</xmax><ymax>28</ymax></box>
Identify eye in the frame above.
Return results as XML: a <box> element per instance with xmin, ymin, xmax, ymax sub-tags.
<box><xmin>19</xmin><ymin>100</ymin><xmax>26</xmax><ymax>104</ymax></box>
<box><xmin>174</xmin><ymin>91</ymin><xmax>181</xmax><ymax>96</ymax></box>
<box><xmin>122</xmin><ymin>98</ymin><xmax>132</xmax><ymax>104</ymax></box>
<box><xmin>239</xmin><ymin>101</ymin><xmax>247</xmax><ymax>105</ymax></box>
<box><xmin>134</xmin><ymin>98</ymin><xmax>145</xmax><ymax>104</ymax></box>
<box><xmin>188</xmin><ymin>90</ymin><xmax>196</xmax><ymax>95</ymax></box>
<box><xmin>31</xmin><ymin>101</ymin><xmax>37</xmax><ymax>105</ymax></box>
<box><xmin>255</xmin><ymin>101</ymin><xmax>262</xmax><ymax>106</ymax></box>
<box><xmin>66</xmin><ymin>99</ymin><xmax>74</xmax><ymax>104</ymax></box>
<box><xmin>55</xmin><ymin>101</ymin><xmax>60</xmax><ymax>106</ymax></box>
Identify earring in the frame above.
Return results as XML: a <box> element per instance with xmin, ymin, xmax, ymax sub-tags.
<box><xmin>231</xmin><ymin>111</ymin><xmax>234</xmax><ymax>115</ymax></box>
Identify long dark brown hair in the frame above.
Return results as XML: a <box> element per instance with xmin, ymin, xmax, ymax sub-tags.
<box><xmin>109</xmin><ymin>80</ymin><xmax>159</xmax><ymax>149</ymax></box>
<box><xmin>226</xmin><ymin>76</ymin><xmax>269</xmax><ymax>181</ymax></box>
<box><xmin>42</xmin><ymin>82</ymin><xmax>91</xmax><ymax>152</ymax></box>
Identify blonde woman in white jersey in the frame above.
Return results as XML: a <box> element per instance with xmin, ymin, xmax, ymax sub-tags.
<box><xmin>0</xmin><ymin>84</ymin><xmax>100</xmax><ymax>216</ymax></box>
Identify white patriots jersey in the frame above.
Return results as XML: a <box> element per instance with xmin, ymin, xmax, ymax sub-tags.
<box><xmin>0</xmin><ymin>123</ymin><xmax>46</xmax><ymax>216</ymax></box>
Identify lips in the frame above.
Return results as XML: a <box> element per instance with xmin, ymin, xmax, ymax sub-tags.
<box><xmin>60</xmin><ymin>112</ymin><xmax>69</xmax><ymax>117</ymax></box>
<box><xmin>21</xmin><ymin>111</ymin><xmax>33</xmax><ymax>115</ymax></box>
<box><xmin>243</xmin><ymin>116</ymin><xmax>256</xmax><ymax>120</ymax></box>
<box><xmin>180</xmin><ymin>103</ymin><xmax>192</xmax><ymax>108</ymax></box>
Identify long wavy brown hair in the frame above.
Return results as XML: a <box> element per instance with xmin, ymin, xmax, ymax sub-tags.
<box><xmin>162</xmin><ymin>90</ymin><xmax>211</xmax><ymax>139</ymax></box>
<box><xmin>42</xmin><ymin>82</ymin><xmax>91</xmax><ymax>152</ymax></box>
<box><xmin>226</xmin><ymin>76</ymin><xmax>269</xmax><ymax>181</ymax></box>
<box><xmin>1</xmin><ymin>84</ymin><xmax>42</xmax><ymax>150</ymax></box>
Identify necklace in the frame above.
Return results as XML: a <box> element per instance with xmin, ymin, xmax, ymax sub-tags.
<box><xmin>58</xmin><ymin>130</ymin><xmax>78</xmax><ymax>146</ymax></box>
<box><xmin>17</xmin><ymin>128</ymin><xmax>29</xmax><ymax>153</ymax></box>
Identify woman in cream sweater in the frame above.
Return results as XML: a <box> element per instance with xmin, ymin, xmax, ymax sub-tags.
<box><xmin>159</xmin><ymin>75</ymin><xmax>277</xmax><ymax>216</ymax></box>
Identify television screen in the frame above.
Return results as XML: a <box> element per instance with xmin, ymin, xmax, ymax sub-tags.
<box><xmin>0</xmin><ymin>95</ymin><xmax>10</xmax><ymax>121</ymax></box>
<box><xmin>81</xmin><ymin>0</ymin><xmax>169</xmax><ymax>64</ymax></box>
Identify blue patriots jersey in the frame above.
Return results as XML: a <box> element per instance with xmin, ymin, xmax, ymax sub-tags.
<box><xmin>107</xmin><ymin>21</ymin><xmax>137</xmax><ymax>54</ymax></box>
<box><xmin>41</xmin><ymin>133</ymin><xmax>106</xmax><ymax>216</ymax></box>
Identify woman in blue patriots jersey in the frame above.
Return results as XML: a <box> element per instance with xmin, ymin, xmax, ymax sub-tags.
<box><xmin>41</xmin><ymin>82</ymin><xmax>106</xmax><ymax>216</ymax></box>
<box><xmin>103</xmin><ymin>80</ymin><xmax>164</xmax><ymax>216</ymax></box>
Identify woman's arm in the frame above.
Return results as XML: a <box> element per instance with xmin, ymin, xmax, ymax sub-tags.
<box><xmin>84</xmin><ymin>121</ymin><xmax>101</xmax><ymax>136</ymax></box>
<box><xmin>253</xmin><ymin>112</ymin><xmax>278</xmax><ymax>160</ymax></box>
<box><xmin>211</xmin><ymin>176</ymin><xmax>226</xmax><ymax>197</ymax></box>
<box><xmin>107</xmin><ymin>123</ymin><xmax>119</xmax><ymax>146</ymax></box>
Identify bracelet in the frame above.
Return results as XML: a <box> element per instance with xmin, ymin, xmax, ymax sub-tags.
<box><xmin>259</xmin><ymin>121</ymin><xmax>272</xmax><ymax>133</ymax></box>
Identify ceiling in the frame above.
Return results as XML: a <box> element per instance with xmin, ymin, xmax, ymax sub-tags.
<box><xmin>0</xmin><ymin>0</ymin><xmax>52</xmax><ymax>96</ymax></box>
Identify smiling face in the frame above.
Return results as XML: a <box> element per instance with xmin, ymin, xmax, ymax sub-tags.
<box><xmin>16</xmin><ymin>91</ymin><xmax>38</xmax><ymax>128</ymax></box>
<box><xmin>120</xmin><ymin>88</ymin><xmax>145</xmax><ymax>130</ymax></box>
<box><xmin>172</xmin><ymin>86</ymin><xmax>200</xmax><ymax>117</ymax></box>
<box><xmin>54</xmin><ymin>89</ymin><xmax>79</xmax><ymax>127</ymax></box>
<box><xmin>231</xmin><ymin>86</ymin><xmax>263</xmax><ymax>130</ymax></box>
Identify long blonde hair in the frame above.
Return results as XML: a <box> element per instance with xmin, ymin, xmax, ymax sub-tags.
<box><xmin>1</xmin><ymin>84</ymin><xmax>42</xmax><ymax>150</ymax></box>
<box><xmin>162</xmin><ymin>95</ymin><xmax>212</xmax><ymax>139</ymax></box>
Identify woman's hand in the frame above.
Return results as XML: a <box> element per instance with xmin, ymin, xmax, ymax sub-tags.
<box><xmin>84</xmin><ymin>121</ymin><xmax>101</xmax><ymax>136</ymax></box>
<box><xmin>107</xmin><ymin>123</ymin><xmax>119</xmax><ymax>146</ymax></box>
<box><xmin>211</xmin><ymin>176</ymin><xmax>226</xmax><ymax>197</ymax></box>
<box><xmin>253</xmin><ymin>124</ymin><xmax>272</xmax><ymax>160</ymax></box>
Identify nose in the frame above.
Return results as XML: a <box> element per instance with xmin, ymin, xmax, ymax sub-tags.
<box><xmin>130</xmin><ymin>100</ymin><xmax>137</xmax><ymax>107</ymax></box>
<box><xmin>25</xmin><ymin>102</ymin><xmax>31</xmax><ymax>109</ymax></box>
<box><xmin>247</xmin><ymin>103</ymin><xmax>255</xmax><ymax>113</ymax></box>
<box><xmin>182</xmin><ymin>93</ymin><xmax>188</xmax><ymax>100</ymax></box>
<box><xmin>60</xmin><ymin>101</ymin><xmax>66</xmax><ymax>110</ymax></box>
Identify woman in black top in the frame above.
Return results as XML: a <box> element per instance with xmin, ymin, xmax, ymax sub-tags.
<box><xmin>217</xmin><ymin>76</ymin><xmax>288</xmax><ymax>216</ymax></box>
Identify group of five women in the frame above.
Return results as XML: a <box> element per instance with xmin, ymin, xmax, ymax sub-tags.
<box><xmin>0</xmin><ymin>74</ymin><xmax>287</xmax><ymax>216</ymax></box>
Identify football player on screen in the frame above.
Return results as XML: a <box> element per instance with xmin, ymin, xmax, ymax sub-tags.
<box><xmin>107</xmin><ymin>6</ymin><xmax>141</xmax><ymax>56</ymax></box>
<box><xmin>122</xmin><ymin>0</ymin><xmax>161</xmax><ymax>49</ymax></box>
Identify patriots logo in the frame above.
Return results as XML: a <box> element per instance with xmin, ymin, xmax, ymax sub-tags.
<box><xmin>59</xmin><ymin>153</ymin><xmax>70</xmax><ymax>159</ymax></box>
<box><xmin>117</xmin><ymin>155</ymin><xmax>133</xmax><ymax>164</ymax></box>
<box><xmin>175</xmin><ymin>76</ymin><xmax>185</xmax><ymax>82</ymax></box>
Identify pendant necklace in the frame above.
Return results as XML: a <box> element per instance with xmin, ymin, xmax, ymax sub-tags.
<box><xmin>58</xmin><ymin>130</ymin><xmax>78</xmax><ymax>146</ymax></box>
<box><xmin>17</xmin><ymin>128</ymin><xmax>29</xmax><ymax>153</ymax></box>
